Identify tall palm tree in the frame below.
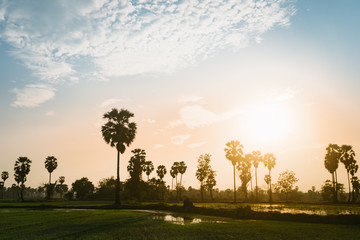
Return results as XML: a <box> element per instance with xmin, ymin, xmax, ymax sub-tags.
<box><xmin>1</xmin><ymin>171</ymin><xmax>8</xmax><ymax>199</ymax></box>
<box><xmin>324</xmin><ymin>144</ymin><xmax>340</xmax><ymax>203</ymax></box>
<box><xmin>156</xmin><ymin>165</ymin><xmax>167</xmax><ymax>180</ymax></box>
<box><xmin>171</xmin><ymin>162</ymin><xmax>180</xmax><ymax>200</ymax></box>
<box><xmin>45</xmin><ymin>156</ymin><xmax>58</xmax><ymax>184</ymax></box>
<box><xmin>156</xmin><ymin>165</ymin><xmax>167</xmax><ymax>200</ymax></box>
<box><xmin>339</xmin><ymin>145</ymin><xmax>356</xmax><ymax>202</ymax></box>
<box><xmin>170</xmin><ymin>169</ymin><xmax>176</xmax><ymax>190</ymax></box>
<box><xmin>263</xmin><ymin>153</ymin><xmax>276</xmax><ymax>203</ymax></box>
<box><xmin>178</xmin><ymin>161</ymin><xmax>187</xmax><ymax>200</ymax></box>
<box><xmin>224</xmin><ymin>140</ymin><xmax>243</xmax><ymax>203</ymax></box>
<box><xmin>251</xmin><ymin>150</ymin><xmax>263</xmax><ymax>202</ymax></box>
<box><xmin>102</xmin><ymin>108</ymin><xmax>137</xmax><ymax>205</ymax></box>
<box><xmin>1</xmin><ymin>171</ymin><xmax>9</xmax><ymax>185</ymax></box>
<box><xmin>349</xmin><ymin>162</ymin><xmax>359</xmax><ymax>202</ymax></box>
<box><xmin>143</xmin><ymin>161</ymin><xmax>154</xmax><ymax>181</ymax></box>
<box><xmin>14</xmin><ymin>157</ymin><xmax>32</xmax><ymax>202</ymax></box>
<box><xmin>58</xmin><ymin>176</ymin><xmax>66</xmax><ymax>198</ymax></box>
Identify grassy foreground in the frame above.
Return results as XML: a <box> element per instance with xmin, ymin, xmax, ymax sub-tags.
<box><xmin>1</xmin><ymin>208</ymin><xmax>360</xmax><ymax>240</ymax></box>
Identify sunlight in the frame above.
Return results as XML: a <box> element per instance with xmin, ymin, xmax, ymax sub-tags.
<box><xmin>246</xmin><ymin>103</ymin><xmax>291</xmax><ymax>142</ymax></box>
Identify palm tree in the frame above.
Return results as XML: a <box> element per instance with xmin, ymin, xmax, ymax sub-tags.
<box><xmin>195</xmin><ymin>154</ymin><xmax>211</xmax><ymax>201</ymax></box>
<box><xmin>102</xmin><ymin>108</ymin><xmax>137</xmax><ymax>205</ymax></box>
<box><xmin>58</xmin><ymin>176</ymin><xmax>65</xmax><ymax>198</ymax></box>
<box><xmin>263</xmin><ymin>153</ymin><xmax>276</xmax><ymax>203</ymax></box>
<box><xmin>1</xmin><ymin>171</ymin><xmax>9</xmax><ymax>185</ymax></box>
<box><xmin>45</xmin><ymin>156</ymin><xmax>58</xmax><ymax>184</ymax></box>
<box><xmin>14</xmin><ymin>157</ymin><xmax>32</xmax><ymax>202</ymax></box>
<box><xmin>171</xmin><ymin>162</ymin><xmax>180</xmax><ymax>200</ymax></box>
<box><xmin>324</xmin><ymin>144</ymin><xmax>340</xmax><ymax>203</ymax></box>
<box><xmin>224</xmin><ymin>140</ymin><xmax>243</xmax><ymax>203</ymax></box>
<box><xmin>251</xmin><ymin>150</ymin><xmax>263</xmax><ymax>202</ymax></box>
<box><xmin>178</xmin><ymin>161</ymin><xmax>187</xmax><ymax>200</ymax></box>
<box><xmin>237</xmin><ymin>153</ymin><xmax>252</xmax><ymax>201</ymax></box>
<box><xmin>143</xmin><ymin>161</ymin><xmax>154</xmax><ymax>181</ymax></box>
<box><xmin>339</xmin><ymin>145</ymin><xmax>356</xmax><ymax>202</ymax></box>
<box><xmin>170</xmin><ymin>169</ymin><xmax>176</xmax><ymax>190</ymax></box>
<box><xmin>349</xmin><ymin>162</ymin><xmax>359</xmax><ymax>202</ymax></box>
<box><xmin>206</xmin><ymin>169</ymin><xmax>216</xmax><ymax>201</ymax></box>
<box><xmin>156</xmin><ymin>165</ymin><xmax>167</xmax><ymax>200</ymax></box>
<box><xmin>156</xmin><ymin>165</ymin><xmax>167</xmax><ymax>180</ymax></box>
<box><xmin>1</xmin><ymin>171</ymin><xmax>9</xmax><ymax>199</ymax></box>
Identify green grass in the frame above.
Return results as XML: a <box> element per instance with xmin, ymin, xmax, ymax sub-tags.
<box><xmin>1</xmin><ymin>208</ymin><xmax>360</xmax><ymax>239</ymax></box>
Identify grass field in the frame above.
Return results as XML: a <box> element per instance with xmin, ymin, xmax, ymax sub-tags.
<box><xmin>1</xmin><ymin>208</ymin><xmax>360</xmax><ymax>240</ymax></box>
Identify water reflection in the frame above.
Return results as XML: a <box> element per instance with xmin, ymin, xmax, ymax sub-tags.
<box><xmin>151</xmin><ymin>214</ymin><xmax>225</xmax><ymax>225</ymax></box>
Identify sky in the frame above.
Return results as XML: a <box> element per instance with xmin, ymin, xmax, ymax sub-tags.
<box><xmin>0</xmin><ymin>0</ymin><xmax>360</xmax><ymax>192</ymax></box>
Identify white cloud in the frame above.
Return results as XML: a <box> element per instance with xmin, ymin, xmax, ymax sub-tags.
<box><xmin>0</xmin><ymin>0</ymin><xmax>295</xmax><ymax>105</ymax></box>
<box><xmin>46</xmin><ymin>111</ymin><xmax>55</xmax><ymax>116</ymax></box>
<box><xmin>154</xmin><ymin>144</ymin><xmax>164</xmax><ymax>149</ymax></box>
<box><xmin>11</xmin><ymin>84</ymin><xmax>55</xmax><ymax>107</ymax></box>
<box><xmin>271</xmin><ymin>88</ymin><xmax>295</xmax><ymax>102</ymax></box>
<box><xmin>171</xmin><ymin>134</ymin><xmax>190</xmax><ymax>145</ymax></box>
<box><xmin>143</xmin><ymin>119</ymin><xmax>156</xmax><ymax>124</ymax></box>
<box><xmin>99</xmin><ymin>98</ymin><xmax>129</xmax><ymax>108</ymax></box>
<box><xmin>187</xmin><ymin>142</ymin><xmax>207</xmax><ymax>149</ymax></box>
<box><xmin>178</xmin><ymin>96</ymin><xmax>203</xmax><ymax>104</ymax></box>
<box><xmin>169</xmin><ymin>105</ymin><xmax>243</xmax><ymax>129</ymax></box>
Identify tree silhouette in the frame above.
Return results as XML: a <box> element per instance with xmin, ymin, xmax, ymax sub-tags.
<box><xmin>102</xmin><ymin>108</ymin><xmax>137</xmax><ymax>205</ymax></box>
<box><xmin>127</xmin><ymin>149</ymin><xmax>146</xmax><ymax>181</ymax></box>
<box><xmin>156</xmin><ymin>165</ymin><xmax>167</xmax><ymax>200</ymax></box>
<box><xmin>251</xmin><ymin>150</ymin><xmax>263</xmax><ymax>202</ymax></box>
<box><xmin>206</xmin><ymin>169</ymin><xmax>216</xmax><ymax>201</ymax></box>
<box><xmin>263</xmin><ymin>153</ymin><xmax>276</xmax><ymax>203</ymax></box>
<box><xmin>72</xmin><ymin>177</ymin><xmax>94</xmax><ymax>200</ymax></box>
<box><xmin>56</xmin><ymin>176</ymin><xmax>66</xmax><ymax>198</ymax></box>
<box><xmin>225</xmin><ymin>140</ymin><xmax>243</xmax><ymax>203</ymax></box>
<box><xmin>195</xmin><ymin>154</ymin><xmax>211</xmax><ymax>201</ymax></box>
<box><xmin>274</xmin><ymin>170</ymin><xmax>298</xmax><ymax>202</ymax></box>
<box><xmin>178</xmin><ymin>161</ymin><xmax>187</xmax><ymax>200</ymax></box>
<box><xmin>1</xmin><ymin>171</ymin><xmax>8</xmax><ymax>185</ymax></box>
<box><xmin>170</xmin><ymin>169</ymin><xmax>176</xmax><ymax>190</ymax></box>
<box><xmin>171</xmin><ymin>162</ymin><xmax>180</xmax><ymax>200</ymax></box>
<box><xmin>45</xmin><ymin>156</ymin><xmax>58</xmax><ymax>185</ymax></box>
<box><xmin>324</xmin><ymin>144</ymin><xmax>340</xmax><ymax>203</ymax></box>
<box><xmin>14</xmin><ymin>157</ymin><xmax>31</xmax><ymax>202</ymax></box>
<box><xmin>339</xmin><ymin>145</ymin><xmax>356</xmax><ymax>202</ymax></box>
<box><xmin>143</xmin><ymin>161</ymin><xmax>154</xmax><ymax>181</ymax></box>
<box><xmin>349</xmin><ymin>162</ymin><xmax>359</xmax><ymax>202</ymax></box>
<box><xmin>237</xmin><ymin>153</ymin><xmax>252</xmax><ymax>201</ymax></box>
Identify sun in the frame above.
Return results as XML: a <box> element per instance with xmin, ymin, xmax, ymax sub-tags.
<box><xmin>246</xmin><ymin>103</ymin><xmax>291</xmax><ymax>142</ymax></box>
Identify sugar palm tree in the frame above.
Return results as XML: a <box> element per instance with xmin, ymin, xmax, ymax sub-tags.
<box><xmin>45</xmin><ymin>156</ymin><xmax>58</xmax><ymax>184</ymax></box>
<box><xmin>156</xmin><ymin>165</ymin><xmax>167</xmax><ymax>200</ymax></box>
<box><xmin>324</xmin><ymin>144</ymin><xmax>340</xmax><ymax>203</ymax></box>
<box><xmin>14</xmin><ymin>157</ymin><xmax>32</xmax><ymax>202</ymax></box>
<box><xmin>251</xmin><ymin>150</ymin><xmax>263</xmax><ymax>202</ymax></box>
<box><xmin>339</xmin><ymin>145</ymin><xmax>356</xmax><ymax>202</ymax></box>
<box><xmin>102</xmin><ymin>108</ymin><xmax>137</xmax><ymax>205</ymax></box>
<box><xmin>263</xmin><ymin>153</ymin><xmax>276</xmax><ymax>203</ymax></box>
<box><xmin>170</xmin><ymin>169</ymin><xmax>176</xmax><ymax>190</ymax></box>
<box><xmin>224</xmin><ymin>140</ymin><xmax>243</xmax><ymax>203</ymax></box>
<box><xmin>178</xmin><ymin>161</ymin><xmax>187</xmax><ymax>200</ymax></box>
<box><xmin>1</xmin><ymin>171</ymin><xmax>8</xmax><ymax>185</ymax></box>
<box><xmin>143</xmin><ymin>161</ymin><xmax>154</xmax><ymax>181</ymax></box>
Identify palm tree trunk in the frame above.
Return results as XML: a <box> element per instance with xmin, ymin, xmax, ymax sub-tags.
<box><xmin>115</xmin><ymin>150</ymin><xmax>120</xmax><ymax>205</ymax></box>
<box><xmin>49</xmin><ymin>172</ymin><xmax>51</xmax><ymax>185</ymax></box>
<box><xmin>20</xmin><ymin>182</ymin><xmax>24</xmax><ymax>202</ymax></box>
<box><xmin>347</xmin><ymin>170</ymin><xmax>351</xmax><ymax>202</ymax></box>
<box><xmin>269</xmin><ymin>169</ymin><xmax>272</xmax><ymax>203</ymax></box>
<box><xmin>200</xmin><ymin>182</ymin><xmax>203</xmax><ymax>201</ymax></box>
<box><xmin>180</xmin><ymin>174</ymin><xmax>183</xmax><ymax>200</ymax></box>
<box><xmin>331</xmin><ymin>172</ymin><xmax>337</xmax><ymax>203</ymax></box>
<box><xmin>255</xmin><ymin>167</ymin><xmax>258</xmax><ymax>202</ymax></box>
<box><xmin>171</xmin><ymin>177</ymin><xmax>173</xmax><ymax>190</ymax></box>
<box><xmin>335</xmin><ymin>170</ymin><xmax>338</xmax><ymax>202</ymax></box>
<box><xmin>233</xmin><ymin>164</ymin><xmax>236</xmax><ymax>203</ymax></box>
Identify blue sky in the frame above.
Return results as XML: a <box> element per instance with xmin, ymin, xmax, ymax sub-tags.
<box><xmin>0</xmin><ymin>0</ymin><xmax>360</xmax><ymax>191</ymax></box>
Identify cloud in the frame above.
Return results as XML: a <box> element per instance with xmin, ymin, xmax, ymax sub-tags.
<box><xmin>0</xmin><ymin>0</ymin><xmax>295</xmax><ymax>105</ymax></box>
<box><xmin>171</xmin><ymin>134</ymin><xmax>190</xmax><ymax>145</ymax></box>
<box><xmin>169</xmin><ymin>105</ymin><xmax>243</xmax><ymax>129</ymax></box>
<box><xmin>46</xmin><ymin>111</ymin><xmax>55</xmax><ymax>116</ymax></box>
<box><xmin>11</xmin><ymin>84</ymin><xmax>55</xmax><ymax>107</ymax></box>
<box><xmin>187</xmin><ymin>141</ymin><xmax>207</xmax><ymax>149</ymax></box>
<box><xmin>271</xmin><ymin>88</ymin><xmax>295</xmax><ymax>102</ymax></box>
<box><xmin>99</xmin><ymin>98</ymin><xmax>129</xmax><ymax>108</ymax></box>
<box><xmin>154</xmin><ymin>144</ymin><xmax>164</xmax><ymax>149</ymax></box>
<box><xmin>143</xmin><ymin>119</ymin><xmax>156</xmax><ymax>124</ymax></box>
<box><xmin>178</xmin><ymin>96</ymin><xmax>203</xmax><ymax>104</ymax></box>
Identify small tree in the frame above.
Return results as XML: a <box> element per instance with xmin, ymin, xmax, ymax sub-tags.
<box><xmin>178</xmin><ymin>161</ymin><xmax>187</xmax><ymax>200</ymax></box>
<box><xmin>171</xmin><ymin>162</ymin><xmax>180</xmax><ymax>200</ymax></box>
<box><xmin>195</xmin><ymin>154</ymin><xmax>211</xmax><ymax>201</ymax></box>
<box><xmin>45</xmin><ymin>156</ymin><xmax>58</xmax><ymax>184</ymax></box>
<box><xmin>72</xmin><ymin>177</ymin><xmax>94</xmax><ymax>200</ymax></box>
<box><xmin>1</xmin><ymin>171</ymin><xmax>9</xmax><ymax>198</ymax></box>
<box><xmin>127</xmin><ymin>149</ymin><xmax>146</xmax><ymax>199</ymax></box>
<box><xmin>324</xmin><ymin>144</ymin><xmax>340</xmax><ymax>203</ymax></box>
<box><xmin>274</xmin><ymin>170</ymin><xmax>298</xmax><ymax>202</ymax></box>
<box><xmin>237</xmin><ymin>153</ymin><xmax>252</xmax><ymax>201</ymax></box>
<box><xmin>339</xmin><ymin>145</ymin><xmax>356</xmax><ymax>202</ymax></box>
<box><xmin>156</xmin><ymin>165</ymin><xmax>167</xmax><ymax>200</ymax></box>
<box><xmin>55</xmin><ymin>176</ymin><xmax>67</xmax><ymax>198</ymax></box>
<box><xmin>206</xmin><ymin>170</ymin><xmax>217</xmax><ymax>201</ymax></box>
<box><xmin>321</xmin><ymin>180</ymin><xmax>345</xmax><ymax>201</ymax></box>
<box><xmin>14</xmin><ymin>157</ymin><xmax>32</xmax><ymax>202</ymax></box>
